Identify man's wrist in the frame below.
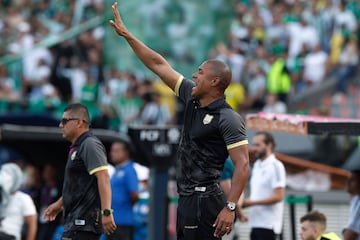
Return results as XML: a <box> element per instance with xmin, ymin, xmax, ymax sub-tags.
<box><xmin>225</xmin><ymin>201</ymin><xmax>237</xmax><ymax>212</ymax></box>
<box><xmin>101</xmin><ymin>209</ymin><xmax>114</xmax><ymax>216</ymax></box>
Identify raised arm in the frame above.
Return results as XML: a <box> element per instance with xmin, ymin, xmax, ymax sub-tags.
<box><xmin>109</xmin><ymin>2</ymin><xmax>181</xmax><ymax>91</ymax></box>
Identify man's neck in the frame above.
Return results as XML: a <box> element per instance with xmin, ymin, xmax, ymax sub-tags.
<box><xmin>260</xmin><ymin>152</ymin><xmax>273</xmax><ymax>161</ymax></box>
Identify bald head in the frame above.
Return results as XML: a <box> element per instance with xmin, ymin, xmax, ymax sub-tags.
<box><xmin>205</xmin><ymin>59</ymin><xmax>232</xmax><ymax>92</ymax></box>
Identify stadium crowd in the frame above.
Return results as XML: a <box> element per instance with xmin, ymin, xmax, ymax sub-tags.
<box><xmin>0</xmin><ymin>0</ymin><xmax>359</xmax><ymax>133</ymax></box>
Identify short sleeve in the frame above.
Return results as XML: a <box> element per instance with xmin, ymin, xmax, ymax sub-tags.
<box><xmin>271</xmin><ymin>160</ymin><xmax>286</xmax><ymax>189</ymax></box>
<box><xmin>125</xmin><ymin>166</ymin><xmax>139</xmax><ymax>193</ymax></box>
<box><xmin>82</xmin><ymin>137</ymin><xmax>108</xmax><ymax>175</ymax></box>
<box><xmin>20</xmin><ymin>192</ymin><xmax>37</xmax><ymax>217</ymax></box>
<box><xmin>219</xmin><ymin>108</ymin><xmax>248</xmax><ymax>150</ymax></box>
<box><xmin>175</xmin><ymin>76</ymin><xmax>195</xmax><ymax>104</ymax></box>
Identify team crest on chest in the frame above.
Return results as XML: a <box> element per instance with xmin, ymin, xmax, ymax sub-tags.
<box><xmin>71</xmin><ymin>151</ymin><xmax>77</xmax><ymax>161</ymax></box>
<box><xmin>203</xmin><ymin>114</ymin><xmax>214</xmax><ymax>125</ymax></box>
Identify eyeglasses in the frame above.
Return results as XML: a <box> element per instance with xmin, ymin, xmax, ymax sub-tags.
<box><xmin>60</xmin><ymin>118</ymin><xmax>80</xmax><ymax>125</ymax></box>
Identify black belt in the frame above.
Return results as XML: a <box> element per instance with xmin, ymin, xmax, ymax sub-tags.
<box><xmin>194</xmin><ymin>183</ymin><xmax>220</xmax><ymax>193</ymax></box>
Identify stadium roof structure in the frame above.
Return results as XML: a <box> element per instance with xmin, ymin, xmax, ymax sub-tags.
<box><xmin>0</xmin><ymin>123</ymin><xmax>130</xmax><ymax>167</ymax></box>
<box><xmin>246</xmin><ymin>112</ymin><xmax>360</xmax><ymax>136</ymax></box>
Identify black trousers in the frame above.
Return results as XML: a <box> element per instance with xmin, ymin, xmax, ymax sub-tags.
<box><xmin>176</xmin><ymin>189</ymin><xmax>226</xmax><ymax>240</ymax></box>
<box><xmin>106</xmin><ymin>225</ymin><xmax>134</xmax><ymax>240</ymax></box>
<box><xmin>250</xmin><ymin>228</ymin><xmax>276</xmax><ymax>240</ymax></box>
<box><xmin>61</xmin><ymin>231</ymin><xmax>101</xmax><ymax>240</ymax></box>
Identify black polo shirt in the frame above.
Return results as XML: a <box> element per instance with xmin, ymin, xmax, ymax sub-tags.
<box><xmin>62</xmin><ymin>131</ymin><xmax>108</xmax><ymax>233</ymax></box>
<box><xmin>174</xmin><ymin>76</ymin><xmax>248</xmax><ymax>195</ymax></box>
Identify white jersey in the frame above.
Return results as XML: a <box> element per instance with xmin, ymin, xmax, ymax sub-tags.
<box><xmin>248</xmin><ymin>154</ymin><xmax>286</xmax><ymax>234</ymax></box>
<box><xmin>347</xmin><ymin>195</ymin><xmax>360</xmax><ymax>240</ymax></box>
<box><xmin>0</xmin><ymin>191</ymin><xmax>37</xmax><ymax>240</ymax></box>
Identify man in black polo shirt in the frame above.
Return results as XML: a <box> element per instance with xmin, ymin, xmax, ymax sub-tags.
<box><xmin>43</xmin><ymin>103</ymin><xmax>117</xmax><ymax>239</ymax></box>
<box><xmin>110</xmin><ymin>3</ymin><xmax>250</xmax><ymax>239</ymax></box>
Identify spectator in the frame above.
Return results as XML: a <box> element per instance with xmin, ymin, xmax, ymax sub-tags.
<box><xmin>107</xmin><ymin>141</ymin><xmax>139</xmax><ymax>240</ymax></box>
<box><xmin>334</xmin><ymin>35</ymin><xmax>359</xmax><ymax>94</ymax></box>
<box><xmin>24</xmin><ymin>58</ymin><xmax>52</xmax><ymax>103</ymax></box>
<box><xmin>67</xmin><ymin>57</ymin><xmax>87</xmax><ymax>102</ymax></box>
<box><xmin>0</xmin><ymin>162</ymin><xmax>38</xmax><ymax>240</ymax></box>
<box><xmin>302</xmin><ymin>43</ymin><xmax>329</xmax><ymax>88</ymax></box>
<box><xmin>106</xmin><ymin>69</ymin><xmax>130</xmax><ymax>99</ymax></box>
<box><xmin>300</xmin><ymin>210</ymin><xmax>341</xmax><ymax>240</ymax></box>
<box><xmin>243</xmin><ymin>131</ymin><xmax>286</xmax><ymax>240</ymax></box>
<box><xmin>20</xmin><ymin>164</ymin><xmax>42</xmax><ymax>211</ymax></box>
<box><xmin>139</xmin><ymin>91</ymin><xmax>171</xmax><ymax>126</ymax></box>
<box><xmin>229</xmin><ymin>3</ymin><xmax>250</xmax><ymax>51</ymax></box>
<box><xmin>115</xmin><ymin>85</ymin><xmax>142</xmax><ymax>133</ymax></box>
<box><xmin>0</xmin><ymin>65</ymin><xmax>19</xmax><ymax>105</ymax></box>
<box><xmin>266</xmin><ymin>53</ymin><xmax>291</xmax><ymax>103</ymax></box>
<box><xmin>343</xmin><ymin>170</ymin><xmax>360</xmax><ymax>240</ymax></box>
<box><xmin>36</xmin><ymin>163</ymin><xmax>63</xmax><ymax>240</ymax></box>
<box><xmin>333</xmin><ymin>1</ymin><xmax>358</xmax><ymax>35</ymax></box>
<box><xmin>286</xmin><ymin>15</ymin><xmax>319</xmax><ymax>57</ymax></box>
<box><xmin>262</xmin><ymin>92</ymin><xmax>287</xmax><ymax>114</ymax></box>
<box><xmin>133</xmin><ymin>163</ymin><xmax>150</xmax><ymax>240</ymax></box>
<box><xmin>210</xmin><ymin>43</ymin><xmax>246</xmax><ymax>84</ymax></box>
<box><xmin>266</xmin><ymin>9</ymin><xmax>287</xmax><ymax>48</ymax></box>
<box><xmin>302</xmin><ymin>3</ymin><xmax>323</xmax><ymax>45</ymax></box>
<box><xmin>224</xmin><ymin>80</ymin><xmax>245</xmax><ymax>113</ymax></box>
<box><xmin>242</xmin><ymin>63</ymin><xmax>266</xmax><ymax>111</ymax></box>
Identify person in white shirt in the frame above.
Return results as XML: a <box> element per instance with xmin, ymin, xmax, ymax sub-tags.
<box><xmin>262</xmin><ymin>93</ymin><xmax>287</xmax><ymax>114</ymax></box>
<box><xmin>0</xmin><ymin>163</ymin><xmax>37</xmax><ymax>240</ymax></box>
<box><xmin>286</xmin><ymin>17</ymin><xmax>319</xmax><ymax>57</ymax></box>
<box><xmin>343</xmin><ymin>170</ymin><xmax>360</xmax><ymax>240</ymax></box>
<box><xmin>302</xmin><ymin>44</ymin><xmax>329</xmax><ymax>87</ymax></box>
<box><xmin>333</xmin><ymin>1</ymin><xmax>357</xmax><ymax>34</ymax></box>
<box><xmin>243</xmin><ymin>131</ymin><xmax>286</xmax><ymax>240</ymax></box>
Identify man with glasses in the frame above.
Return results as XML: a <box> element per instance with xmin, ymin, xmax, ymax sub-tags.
<box><xmin>43</xmin><ymin>103</ymin><xmax>117</xmax><ymax>239</ymax></box>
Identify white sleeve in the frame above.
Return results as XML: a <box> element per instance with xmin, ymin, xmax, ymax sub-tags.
<box><xmin>20</xmin><ymin>192</ymin><xmax>37</xmax><ymax>217</ymax></box>
<box><xmin>271</xmin><ymin>161</ymin><xmax>286</xmax><ymax>189</ymax></box>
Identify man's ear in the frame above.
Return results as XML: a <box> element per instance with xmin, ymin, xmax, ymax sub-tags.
<box><xmin>211</xmin><ymin>76</ymin><xmax>220</xmax><ymax>86</ymax></box>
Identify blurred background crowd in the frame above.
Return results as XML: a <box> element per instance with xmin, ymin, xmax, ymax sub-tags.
<box><xmin>0</xmin><ymin>0</ymin><xmax>360</xmax><ymax>239</ymax></box>
<box><xmin>0</xmin><ymin>0</ymin><xmax>359</xmax><ymax>133</ymax></box>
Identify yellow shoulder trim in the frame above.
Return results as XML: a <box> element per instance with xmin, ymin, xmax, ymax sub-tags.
<box><xmin>227</xmin><ymin>140</ymin><xmax>248</xmax><ymax>150</ymax></box>
<box><xmin>89</xmin><ymin>165</ymin><xmax>108</xmax><ymax>175</ymax></box>
<box><xmin>174</xmin><ymin>75</ymin><xmax>184</xmax><ymax>96</ymax></box>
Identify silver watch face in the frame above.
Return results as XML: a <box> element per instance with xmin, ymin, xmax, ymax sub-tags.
<box><xmin>227</xmin><ymin>202</ymin><xmax>236</xmax><ymax>211</ymax></box>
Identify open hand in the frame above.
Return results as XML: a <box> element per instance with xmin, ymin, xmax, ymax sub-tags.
<box><xmin>102</xmin><ymin>215</ymin><xmax>117</xmax><ymax>235</ymax></box>
<box><xmin>212</xmin><ymin>207</ymin><xmax>235</xmax><ymax>238</ymax></box>
<box><xmin>43</xmin><ymin>202</ymin><xmax>63</xmax><ymax>222</ymax></box>
<box><xmin>109</xmin><ymin>2</ymin><xmax>128</xmax><ymax>37</ymax></box>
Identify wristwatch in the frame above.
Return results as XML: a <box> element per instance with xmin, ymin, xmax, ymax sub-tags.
<box><xmin>101</xmin><ymin>209</ymin><xmax>113</xmax><ymax>216</ymax></box>
<box><xmin>226</xmin><ymin>201</ymin><xmax>237</xmax><ymax>212</ymax></box>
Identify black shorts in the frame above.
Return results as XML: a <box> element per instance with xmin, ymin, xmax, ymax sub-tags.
<box><xmin>176</xmin><ymin>187</ymin><xmax>226</xmax><ymax>240</ymax></box>
<box><xmin>61</xmin><ymin>231</ymin><xmax>101</xmax><ymax>240</ymax></box>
